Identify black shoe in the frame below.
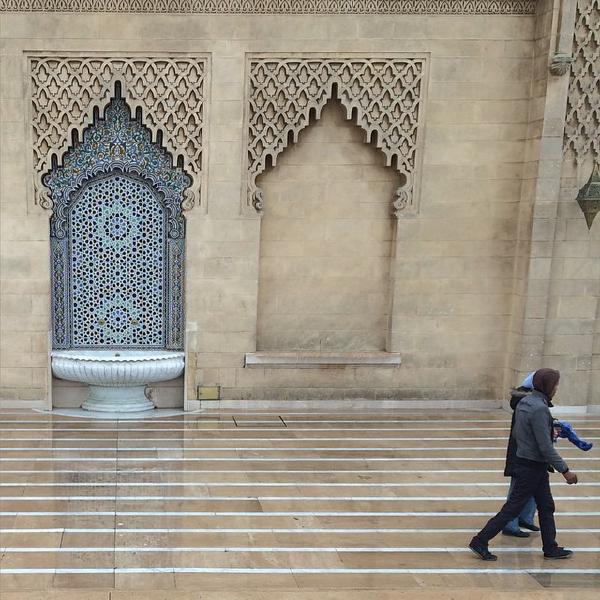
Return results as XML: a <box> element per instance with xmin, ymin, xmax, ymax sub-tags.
<box><xmin>502</xmin><ymin>529</ymin><xmax>530</xmax><ymax>538</ymax></box>
<box><xmin>519</xmin><ymin>519</ymin><xmax>540</xmax><ymax>532</ymax></box>
<box><xmin>544</xmin><ymin>547</ymin><xmax>573</xmax><ymax>559</ymax></box>
<box><xmin>469</xmin><ymin>539</ymin><xmax>498</xmax><ymax>561</ymax></box>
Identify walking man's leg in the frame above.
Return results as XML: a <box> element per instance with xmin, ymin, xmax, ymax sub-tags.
<box><xmin>502</xmin><ymin>477</ymin><xmax>534</xmax><ymax>537</ymax></box>
<box><xmin>533</xmin><ymin>471</ymin><xmax>572</xmax><ymax>559</ymax></box>
<box><xmin>470</xmin><ymin>465</ymin><xmax>539</xmax><ymax>560</ymax></box>
<box><xmin>518</xmin><ymin>496</ymin><xmax>538</xmax><ymax>531</ymax></box>
<box><xmin>534</xmin><ymin>472</ymin><xmax>557</xmax><ymax>553</ymax></box>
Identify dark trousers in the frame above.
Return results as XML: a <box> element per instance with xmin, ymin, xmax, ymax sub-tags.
<box><xmin>473</xmin><ymin>459</ymin><xmax>558</xmax><ymax>553</ymax></box>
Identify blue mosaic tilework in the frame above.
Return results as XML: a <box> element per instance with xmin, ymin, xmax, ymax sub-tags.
<box><xmin>70</xmin><ymin>172</ymin><xmax>165</xmax><ymax>348</ymax></box>
<box><xmin>46</xmin><ymin>90</ymin><xmax>189</xmax><ymax>350</ymax></box>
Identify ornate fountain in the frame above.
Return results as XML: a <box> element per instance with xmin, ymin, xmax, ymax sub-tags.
<box><xmin>51</xmin><ymin>350</ymin><xmax>184</xmax><ymax>412</ymax></box>
<box><xmin>46</xmin><ymin>85</ymin><xmax>188</xmax><ymax>412</ymax></box>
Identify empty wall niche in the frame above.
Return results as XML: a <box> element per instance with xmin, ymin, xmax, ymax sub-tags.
<box><xmin>256</xmin><ymin>100</ymin><xmax>397</xmax><ymax>353</ymax></box>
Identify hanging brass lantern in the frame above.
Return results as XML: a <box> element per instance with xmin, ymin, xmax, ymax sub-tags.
<box><xmin>576</xmin><ymin>168</ymin><xmax>600</xmax><ymax>230</ymax></box>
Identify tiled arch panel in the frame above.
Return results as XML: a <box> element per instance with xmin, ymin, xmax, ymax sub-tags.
<box><xmin>46</xmin><ymin>95</ymin><xmax>189</xmax><ymax>350</ymax></box>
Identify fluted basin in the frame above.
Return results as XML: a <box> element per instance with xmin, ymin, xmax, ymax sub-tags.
<box><xmin>51</xmin><ymin>350</ymin><xmax>185</xmax><ymax>412</ymax></box>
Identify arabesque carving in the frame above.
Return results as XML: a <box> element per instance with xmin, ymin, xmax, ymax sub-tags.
<box><xmin>564</xmin><ymin>0</ymin><xmax>600</xmax><ymax>170</ymax></box>
<box><xmin>1</xmin><ymin>1</ymin><xmax>536</xmax><ymax>15</ymax></box>
<box><xmin>29</xmin><ymin>55</ymin><xmax>206</xmax><ymax>210</ymax></box>
<box><xmin>246</xmin><ymin>57</ymin><xmax>427</xmax><ymax>216</ymax></box>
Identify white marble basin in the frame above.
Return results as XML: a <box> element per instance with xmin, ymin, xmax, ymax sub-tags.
<box><xmin>51</xmin><ymin>350</ymin><xmax>185</xmax><ymax>412</ymax></box>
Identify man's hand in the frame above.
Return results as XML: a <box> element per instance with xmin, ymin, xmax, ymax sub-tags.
<box><xmin>563</xmin><ymin>471</ymin><xmax>578</xmax><ymax>485</ymax></box>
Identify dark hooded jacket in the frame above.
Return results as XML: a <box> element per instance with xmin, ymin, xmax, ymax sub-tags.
<box><xmin>504</xmin><ymin>386</ymin><xmax>530</xmax><ymax>477</ymax></box>
<box><xmin>504</xmin><ymin>368</ymin><xmax>562</xmax><ymax>476</ymax></box>
<box><xmin>513</xmin><ymin>389</ymin><xmax>568</xmax><ymax>473</ymax></box>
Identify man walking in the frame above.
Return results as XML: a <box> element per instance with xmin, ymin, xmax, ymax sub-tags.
<box><xmin>501</xmin><ymin>373</ymin><xmax>538</xmax><ymax>538</ymax></box>
<box><xmin>469</xmin><ymin>368</ymin><xmax>578</xmax><ymax>561</ymax></box>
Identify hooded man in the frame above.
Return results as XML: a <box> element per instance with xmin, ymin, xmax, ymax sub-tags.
<box><xmin>501</xmin><ymin>372</ymin><xmax>538</xmax><ymax>537</ymax></box>
<box><xmin>469</xmin><ymin>368</ymin><xmax>578</xmax><ymax>561</ymax></box>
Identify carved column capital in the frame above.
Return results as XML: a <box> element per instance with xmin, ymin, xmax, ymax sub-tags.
<box><xmin>549</xmin><ymin>53</ymin><xmax>573</xmax><ymax>76</ymax></box>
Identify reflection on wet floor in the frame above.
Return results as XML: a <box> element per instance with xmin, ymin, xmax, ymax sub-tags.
<box><xmin>0</xmin><ymin>409</ymin><xmax>598</xmax><ymax>599</ymax></box>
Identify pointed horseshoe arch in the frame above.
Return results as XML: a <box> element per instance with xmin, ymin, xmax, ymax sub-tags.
<box><xmin>45</xmin><ymin>87</ymin><xmax>190</xmax><ymax>350</ymax></box>
<box><xmin>244</xmin><ymin>55</ymin><xmax>429</xmax><ymax>216</ymax></box>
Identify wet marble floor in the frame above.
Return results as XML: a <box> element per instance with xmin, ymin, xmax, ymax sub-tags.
<box><xmin>0</xmin><ymin>409</ymin><xmax>598</xmax><ymax>599</ymax></box>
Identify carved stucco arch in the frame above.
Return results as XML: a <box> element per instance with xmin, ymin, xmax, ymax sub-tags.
<box><xmin>245</xmin><ymin>55</ymin><xmax>428</xmax><ymax>217</ymax></box>
<box><xmin>28</xmin><ymin>54</ymin><xmax>207</xmax><ymax>211</ymax></box>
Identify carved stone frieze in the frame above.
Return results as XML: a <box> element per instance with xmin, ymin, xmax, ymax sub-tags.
<box><xmin>1</xmin><ymin>1</ymin><xmax>537</xmax><ymax>15</ymax></box>
<box><xmin>29</xmin><ymin>55</ymin><xmax>207</xmax><ymax>210</ymax></box>
<box><xmin>245</xmin><ymin>56</ymin><xmax>427</xmax><ymax>216</ymax></box>
<box><xmin>564</xmin><ymin>0</ymin><xmax>600</xmax><ymax>170</ymax></box>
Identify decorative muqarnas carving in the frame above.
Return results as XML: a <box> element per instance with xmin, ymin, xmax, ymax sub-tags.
<box><xmin>0</xmin><ymin>1</ymin><xmax>537</xmax><ymax>15</ymax></box>
<box><xmin>29</xmin><ymin>55</ymin><xmax>206</xmax><ymax>210</ymax></box>
<box><xmin>564</xmin><ymin>0</ymin><xmax>600</xmax><ymax>170</ymax></box>
<box><xmin>246</xmin><ymin>57</ymin><xmax>427</xmax><ymax>216</ymax></box>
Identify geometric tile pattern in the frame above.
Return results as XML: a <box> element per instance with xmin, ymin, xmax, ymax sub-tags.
<box><xmin>70</xmin><ymin>173</ymin><xmax>165</xmax><ymax>348</ymax></box>
<box><xmin>46</xmin><ymin>92</ymin><xmax>189</xmax><ymax>350</ymax></box>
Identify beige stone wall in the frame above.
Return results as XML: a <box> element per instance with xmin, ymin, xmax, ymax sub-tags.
<box><xmin>504</xmin><ymin>0</ymin><xmax>557</xmax><ymax>394</ymax></box>
<box><xmin>546</xmin><ymin>0</ymin><xmax>600</xmax><ymax>410</ymax></box>
<box><xmin>0</xmin><ymin>10</ymin><xmax>545</xmax><ymax>407</ymax></box>
<box><xmin>0</xmin><ymin>44</ymin><xmax>50</xmax><ymax>406</ymax></box>
<box><xmin>542</xmin><ymin>162</ymin><xmax>600</xmax><ymax>405</ymax></box>
<box><xmin>507</xmin><ymin>0</ymin><xmax>600</xmax><ymax>411</ymax></box>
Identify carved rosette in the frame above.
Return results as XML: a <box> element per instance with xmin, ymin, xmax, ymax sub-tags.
<box><xmin>564</xmin><ymin>0</ymin><xmax>600</xmax><ymax>170</ymax></box>
<box><xmin>1</xmin><ymin>1</ymin><xmax>536</xmax><ymax>15</ymax></box>
<box><xmin>29</xmin><ymin>55</ymin><xmax>206</xmax><ymax>210</ymax></box>
<box><xmin>246</xmin><ymin>57</ymin><xmax>427</xmax><ymax>217</ymax></box>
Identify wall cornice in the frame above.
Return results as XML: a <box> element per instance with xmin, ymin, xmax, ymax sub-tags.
<box><xmin>0</xmin><ymin>0</ymin><xmax>536</xmax><ymax>15</ymax></box>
